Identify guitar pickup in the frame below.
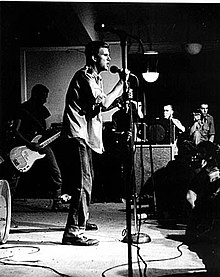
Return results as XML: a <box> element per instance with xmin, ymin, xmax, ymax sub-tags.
<box><xmin>12</xmin><ymin>159</ymin><xmax>20</xmax><ymax>166</ymax></box>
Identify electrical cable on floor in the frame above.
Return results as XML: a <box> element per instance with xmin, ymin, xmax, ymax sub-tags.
<box><xmin>135</xmin><ymin>219</ymin><xmax>148</xmax><ymax>277</ymax></box>
<box><xmin>0</xmin><ymin>245</ymin><xmax>72</xmax><ymax>277</ymax></box>
<box><xmin>101</xmin><ymin>242</ymin><xmax>185</xmax><ymax>277</ymax></box>
<box><xmin>138</xmin><ymin>242</ymin><xmax>184</xmax><ymax>263</ymax></box>
<box><xmin>101</xmin><ymin>261</ymin><xmax>141</xmax><ymax>277</ymax></box>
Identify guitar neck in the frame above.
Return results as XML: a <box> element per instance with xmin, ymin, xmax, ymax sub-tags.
<box><xmin>39</xmin><ymin>131</ymin><xmax>61</xmax><ymax>148</ymax></box>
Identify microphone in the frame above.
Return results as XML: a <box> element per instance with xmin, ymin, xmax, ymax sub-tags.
<box><xmin>110</xmin><ymin>65</ymin><xmax>121</xmax><ymax>74</ymax></box>
<box><xmin>110</xmin><ymin>65</ymin><xmax>137</xmax><ymax>78</ymax></box>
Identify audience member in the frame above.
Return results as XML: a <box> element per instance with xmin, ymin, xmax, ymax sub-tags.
<box><xmin>148</xmin><ymin>104</ymin><xmax>185</xmax><ymax>157</ymax></box>
<box><xmin>186</xmin><ymin>141</ymin><xmax>220</xmax><ymax>239</ymax></box>
<box><xmin>185</xmin><ymin>141</ymin><xmax>220</xmax><ymax>276</ymax></box>
<box><xmin>190</xmin><ymin>103</ymin><xmax>215</xmax><ymax>145</ymax></box>
<box><xmin>163</xmin><ymin>104</ymin><xmax>185</xmax><ymax>142</ymax></box>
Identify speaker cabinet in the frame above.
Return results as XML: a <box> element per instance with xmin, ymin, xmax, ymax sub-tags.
<box><xmin>134</xmin><ymin>144</ymin><xmax>175</xmax><ymax>194</ymax></box>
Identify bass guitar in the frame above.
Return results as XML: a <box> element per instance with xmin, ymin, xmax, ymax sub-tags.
<box><xmin>10</xmin><ymin>131</ymin><xmax>61</xmax><ymax>173</ymax></box>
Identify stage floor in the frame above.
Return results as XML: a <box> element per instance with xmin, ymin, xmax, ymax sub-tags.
<box><xmin>0</xmin><ymin>199</ymin><xmax>218</xmax><ymax>277</ymax></box>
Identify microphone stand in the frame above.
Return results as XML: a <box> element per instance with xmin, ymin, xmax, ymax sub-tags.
<box><xmin>95</xmin><ymin>24</ymin><xmax>150</xmax><ymax>277</ymax></box>
<box><xmin>119</xmin><ymin>31</ymin><xmax>134</xmax><ymax>277</ymax></box>
<box><xmin>114</xmin><ymin>30</ymin><xmax>152</xmax><ymax>277</ymax></box>
<box><xmin>119</xmin><ymin>32</ymin><xmax>151</xmax><ymax>277</ymax></box>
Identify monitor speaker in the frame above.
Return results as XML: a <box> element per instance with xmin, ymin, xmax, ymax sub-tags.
<box><xmin>134</xmin><ymin>144</ymin><xmax>175</xmax><ymax>194</ymax></box>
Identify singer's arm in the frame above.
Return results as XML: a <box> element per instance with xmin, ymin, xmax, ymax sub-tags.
<box><xmin>102</xmin><ymin>68</ymin><xmax>130</xmax><ymax>109</ymax></box>
<box><xmin>102</xmin><ymin>80</ymin><xmax>124</xmax><ymax>109</ymax></box>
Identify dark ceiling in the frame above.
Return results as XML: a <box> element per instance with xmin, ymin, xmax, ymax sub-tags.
<box><xmin>1</xmin><ymin>2</ymin><xmax>220</xmax><ymax>53</ymax></box>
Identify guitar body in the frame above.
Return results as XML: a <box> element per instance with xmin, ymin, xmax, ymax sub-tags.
<box><xmin>10</xmin><ymin>135</ymin><xmax>46</xmax><ymax>173</ymax></box>
<box><xmin>10</xmin><ymin>132</ymin><xmax>61</xmax><ymax>173</ymax></box>
<box><xmin>10</xmin><ymin>146</ymin><xmax>45</xmax><ymax>173</ymax></box>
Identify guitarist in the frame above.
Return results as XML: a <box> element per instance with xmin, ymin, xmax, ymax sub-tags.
<box><xmin>12</xmin><ymin>84</ymin><xmax>65</xmax><ymax>211</ymax></box>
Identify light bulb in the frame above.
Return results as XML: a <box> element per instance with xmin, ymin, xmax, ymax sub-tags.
<box><xmin>142</xmin><ymin>72</ymin><xmax>159</xmax><ymax>83</ymax></box>
<box><xmin>142</xmin><ymin>51</ymin><xmax>159</xmax><ymax>82</ymax></box>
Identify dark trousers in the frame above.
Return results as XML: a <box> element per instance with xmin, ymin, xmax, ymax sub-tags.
<box><xmin>41</xmin><ymin>145</ymin><xmax>62</xmax><ymax>199</ymax></box>
<box><xmin>62</xmin><ymin>138</ymin><xmax>93</xmax><ymax>235</ymax></box>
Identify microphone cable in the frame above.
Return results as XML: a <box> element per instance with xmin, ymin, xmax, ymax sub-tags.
<box><xmin>0</xmin><ymin>245</ymin><xmax>72</xmax><ymax>277</ymax></box>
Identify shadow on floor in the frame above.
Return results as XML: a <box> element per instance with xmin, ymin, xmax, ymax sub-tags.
<box><xmin>167</xmin><ymin>234</ymin><xmax>220</xmax><ymax>277</ymax></box>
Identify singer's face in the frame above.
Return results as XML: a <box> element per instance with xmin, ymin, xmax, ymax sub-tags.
<box><xmin>96</xmin><ymin>47</ymin><xmax>111</xmax><ymax>72</ymax></box>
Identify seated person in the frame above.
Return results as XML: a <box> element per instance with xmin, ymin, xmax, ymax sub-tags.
<box><xmin>148</xmin><ymin>104</ymin><xmax>185</xmax><ymax>153</ymax></box>
<box><xmin>185</xmin><ymin>141</ymin><xmax>220</xmax><ymax>276</ymax></box>
<box><xmin>186</xmin><ymin>141</ymin><xmax>220</xmax><ymax>240</ymax></box>
<box><xmin>162</xmin><ymin>104</ymin><xmax>185</xmax><ymax>142</ymax></box>
<box><xmin>190</xmin><ymin>103</ymin><xmax>215</xmax><ymax>145</ymax></box>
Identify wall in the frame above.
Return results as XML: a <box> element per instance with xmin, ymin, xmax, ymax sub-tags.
<box><xmin>20</xmin><ymin>43</ymin><xmax>122</xmax><ymax>127</ymax></box>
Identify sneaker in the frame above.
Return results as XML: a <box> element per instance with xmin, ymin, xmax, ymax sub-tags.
<box><xmin>62</xmin><ymin>235</ymin><xmax>99</xmax><ymax>246</ymax></box>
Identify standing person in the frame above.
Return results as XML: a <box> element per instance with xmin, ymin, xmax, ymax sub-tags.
<box><xmin>190</xmin><ymin>103</ymin><xmax>215</xmax><ymax>145</ymax></box>
<box><xmin>12</xmin><ymin>84</ymin><xmax>64</xmax><ymax>211</ymax></box>
<box><xmin>61</xmin><ymin>41</ymin><xmax>130</xmax><ymax>246</ymax></box>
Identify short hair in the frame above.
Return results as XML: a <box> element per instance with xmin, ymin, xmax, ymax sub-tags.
<box><xmin>200</xmin><ymin>103</ymin><xmax>208</xmax><ymax>108</ymax></box>
<box><xmin>85</xmin><ymin>41</ymin><xmax>109</xmax><ymax>64</ymax></box>
<box><xmin>193</xmin><ymin>109</ymin><xmax>202</xmax><ymax>116</ymax></box>
<box><xmin>164</xmin><ymin>104</ymin><xmax>174</xmax><ymax>111</ymax></box>
<box><xmin>31</xmin><ymin>84</ymin><xmax>49</xmax><ymax>98</ymax></box>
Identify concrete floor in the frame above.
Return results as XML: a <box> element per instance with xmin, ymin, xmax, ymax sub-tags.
<box><xmin>0</xmin><ymin>199</ymin><xmax>214</xmax><ymax>277</ymax></box>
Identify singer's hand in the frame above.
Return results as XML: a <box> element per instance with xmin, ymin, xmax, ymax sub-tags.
<box><xmin>110</xmin><ymin>65</ymin><xmax>130</xmax><ymax>82</ymax></box>
<box><xmin>95</xmin><ymin>92</ymin><xmax>106</xmax><ymax>105</ymax></box>
<box><xmin>118</xmin><ymin>68</ymin><xmax>130</xmax><ymax>82</ymax></box>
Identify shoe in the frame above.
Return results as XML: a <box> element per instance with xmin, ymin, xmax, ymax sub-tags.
<box><xmin>86</xmin><ymin>222</ymin><xmax>98</xmax><ymax>231</ymax></box>
<box><xmin>62</xmin><ymin>235</ymin><xmax>99</xmax><ymax>246</ymax></box>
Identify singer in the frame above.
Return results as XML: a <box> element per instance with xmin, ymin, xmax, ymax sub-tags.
<box><xmin>61</xmin><ymin>41</ymin><xmax>130</xmax><ymax>246</ymax></box>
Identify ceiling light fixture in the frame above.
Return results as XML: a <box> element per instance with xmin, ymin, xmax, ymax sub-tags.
<box><xmin>185</xmin><ymin>42</ymin><xmax>202</xmax><ymax>55</ymax></box>
<box><xmin>184</xmin><ymin>12</ymin><xmax>203</xmax><ymax>55</ymax></box>
<box><xmin>142</xmin><ymin>51</ymin><xmax>159</xmax><ymax>83</ymax></box>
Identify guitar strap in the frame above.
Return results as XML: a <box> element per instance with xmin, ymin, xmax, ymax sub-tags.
<box><xmin>21</xmin><ymin>108</ymin><xmax>45</xmax><ymax>133</ymax></box>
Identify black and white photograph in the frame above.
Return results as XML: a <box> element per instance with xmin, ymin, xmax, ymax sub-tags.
<box><xmin>0</xmin><ymin>1</ymin><xmax>220</xmax><ymax>276</ymax></box>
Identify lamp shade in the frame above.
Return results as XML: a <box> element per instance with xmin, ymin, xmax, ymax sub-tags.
<box><xmin>142</xmin><ymin>51</ymin><xmax>159</xmax><ymax>83</ymax></box>
<box><xmin>185</xmin><ymin>43</ymin><xmax>202</xmax><ymax>55</ymax></box>
<box><xmin>142</xmin><ymin>72</ymin><xmax>159</xmax><ymax>83</ymax></box>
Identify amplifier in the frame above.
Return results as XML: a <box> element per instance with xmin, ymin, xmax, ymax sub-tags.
<box><xmin>134</xmin><ymin>144</ymin><xmax>175</xmax><ymax>194</ymax></box>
